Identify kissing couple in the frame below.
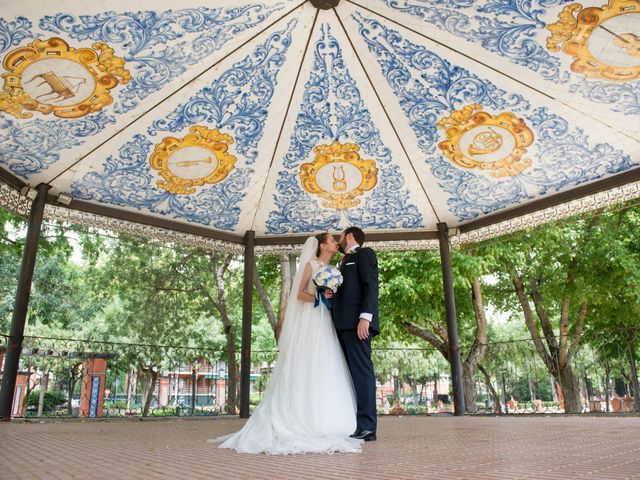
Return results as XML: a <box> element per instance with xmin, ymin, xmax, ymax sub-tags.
<box><xmin>215</xmin><ymin>226</ymin><xmax>379</xmax><ymax>454</ymax></box>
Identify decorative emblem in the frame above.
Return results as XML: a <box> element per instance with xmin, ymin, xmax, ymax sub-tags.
<box><xmin>546</xmin><ymin>0</ymin><xmax>640</xmax><ymax>82</ymax></box>
<box><xmin>0</xmin><ymin>37</ymin><xmax>130</xmax><ymax>119</ymax></box>
<box><xmin>149</xmin><ymin>126</ymin><xmax>237</xmax><ymax>195</ymax></box>
<box><xmin>300</xmin><ymin>141</ymin><xmax>378</xmax><ymax>209</ymax></box>
<box><xmin>437</xmin><ymin>104</ymin><xmax>534</xmax><ymax>177</ymax></box>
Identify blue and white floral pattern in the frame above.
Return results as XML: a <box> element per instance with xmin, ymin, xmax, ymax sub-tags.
<box><xmin>71</xmin><ymin>21</ymin><xmax>298</xmax><ymax>230</ymax></box>
<box><xmin>148</xmin><ymin>19</ymin><xmax>296</xmax><ymax>161</ymax></box>
<box><xmin>40</xmin><ymin>4</ymin><xmax>284</xmax><ymax>114</ymax></box>
<box><xmin>378</xmin><ymin>0</ymin><xmax>640</xmax><ymax>117</ymax></box>
<box><xmin>569</xmin><ymin>79</ymin><xmax>640</xmax><ymax>117</ymax></box>
<box><xmin>354</xmin><ymin>14</ymin><xmax>633</xmax><ymax>220</ymax></box>
<box><xmin>521</xmin><ymin>107</ymin><xmax>632</xmax><ymax>192</ymax></box>
<box><xmin>0</xmin><ymin>4</ymin><xmax>282</xmax><ymax>176</ymax></box>
<box><xmin>266</xmin><ymin>24</ymin><xmax>423</xmax><ymax>234</ymax></box>
<box><xmin>0</xmin><ymin>16</ymin><xmax>33</xmax><ymax>54</ymax></box>
<box><xmin>379</xmin><ymin>0</ymin><xmax>570</xmax><ymax>83</ymax></box>
<box><xmin>0</xmin><ymin>113</ymin><xmax>115</xmax><ymax>176</ymax></box>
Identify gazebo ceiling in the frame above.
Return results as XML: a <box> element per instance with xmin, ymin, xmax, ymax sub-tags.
<box><xmin>0</xmin><ymin>0</ymin><xmax>639</xmax><ymax>246</ymax></box>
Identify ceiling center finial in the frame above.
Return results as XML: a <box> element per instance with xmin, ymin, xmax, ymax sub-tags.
<box><xmin>309</xmin><ymin>0</ymin><xmax>340</xmax><ymax>10</ymax></box>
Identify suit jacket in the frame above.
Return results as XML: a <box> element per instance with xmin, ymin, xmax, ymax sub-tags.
<box><xmin>332</xmin><ymin>246</ymin><xmax>379</xmax><ymax>336</ymax></box>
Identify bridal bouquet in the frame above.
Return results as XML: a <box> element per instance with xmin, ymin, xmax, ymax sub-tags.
<box><xmin>312</xmin><ymin>265</ymin><xmax>343</xmax><ymax>309</ymax></box>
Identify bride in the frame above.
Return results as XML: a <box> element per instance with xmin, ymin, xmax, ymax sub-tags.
<box><xmin>215</xmin><ymin>233</ymin><xmax>362</xmax><ymax>454</ymax></box>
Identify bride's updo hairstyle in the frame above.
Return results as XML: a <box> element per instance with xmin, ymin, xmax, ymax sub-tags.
<box><xmin>315</xmin><ymin>232</ymin><xmax>331</xmax><ymax>257</ymax></box>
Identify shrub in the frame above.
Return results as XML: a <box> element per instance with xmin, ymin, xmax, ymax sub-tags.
<box><xmin>27</xmin><ymin>390</ymin><xmax>66</xmax><ymax>413</ymax></box>
<box><xmin>103</xmin><ymin>400</ymin><xmax>127</xmax><ymax>410</ymax></box>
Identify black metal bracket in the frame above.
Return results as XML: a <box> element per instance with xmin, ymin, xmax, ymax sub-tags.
<box><xmin>309</xmin><ymin>0</ymin><xmax>340</xmax><ymax>9</ymax></box>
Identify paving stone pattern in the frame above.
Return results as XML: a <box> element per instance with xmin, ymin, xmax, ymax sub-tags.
<box><xmin>1</xmin><ymin>416</ymin><xmax>640</xmax><ymax>479</ymax></box>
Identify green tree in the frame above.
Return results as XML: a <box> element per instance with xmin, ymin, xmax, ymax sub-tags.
<box><xmin>253</xmin><ymin>254</ymin><xmax>296</xmax><ymax>342</ymax></box>
<box><xmin>0</xmin><ymin>210</ymin><xmax>82</xmax><ymax>331</ymax></box>
<box><xmin>579</xmin><ymin>205</ymin><xmax>640</xmax><ymax>411</ymax></box>
<box><xmin>86</xmin><ymin>235</ymin><xmax>224</xmax><ymax>416</ymax></box>
<box><xmin>482</xmin><ymin>206</ymin><xmax>640</xmax><ymax>413</ymax></box>
<box><xmin>377</xmin><ymin>250</ymin><xmax>492</xmax><ymax>412</ymax></box>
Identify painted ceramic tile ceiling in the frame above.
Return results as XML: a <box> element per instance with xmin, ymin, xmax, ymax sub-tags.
<box><xmin>0</xmin><ymin>0</ymin><xmax>638</xmax><ymax>237</ymax></box>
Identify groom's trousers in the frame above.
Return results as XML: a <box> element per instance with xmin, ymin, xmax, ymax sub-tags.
<box><xmin>337</xmin><ymin>329</ymin><xmax>377</xmax><ymax>433</ymax></box>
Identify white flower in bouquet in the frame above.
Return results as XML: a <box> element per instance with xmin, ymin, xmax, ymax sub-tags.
<box><xmin>312</xmin><ymin>265</ymin><xmax>343</xmax><ymax>293</ymax></box>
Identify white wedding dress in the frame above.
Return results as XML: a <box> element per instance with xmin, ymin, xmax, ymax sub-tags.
<box><xmin>215</xmin><ymin>239</ymin><xmax>362</xmax><ymax>455</ymax></box>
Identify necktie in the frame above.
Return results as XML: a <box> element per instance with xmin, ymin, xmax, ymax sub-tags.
<box><xmin>341</xmin><ymin>253</ymin><xmax>350</xmax><ymax>266</ymax></box>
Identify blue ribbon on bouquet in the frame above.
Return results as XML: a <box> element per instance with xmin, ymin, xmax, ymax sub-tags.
<box><xmin>314</xmin><ymin>287</ymin><xmax>332</xmax><ymax>310</ymax></box>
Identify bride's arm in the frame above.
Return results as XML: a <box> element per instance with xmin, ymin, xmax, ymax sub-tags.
<box><xmin>297</xmin><ymin>262</ymin><xmax>316</xmax><ymax>303</ymax></box>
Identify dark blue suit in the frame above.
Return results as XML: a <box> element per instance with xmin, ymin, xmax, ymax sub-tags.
<box><xmin>332</xmin><ymin>246</ymin><xmax>378</xmax><ymax>433</ymax></box>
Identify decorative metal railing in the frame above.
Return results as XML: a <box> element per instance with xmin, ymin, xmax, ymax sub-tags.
<box><xmin>1</xmin><ymin>331</ymin><xmax>638</xmax><ymax>418</ymax></box>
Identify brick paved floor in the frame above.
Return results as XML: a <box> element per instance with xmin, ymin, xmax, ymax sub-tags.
<box><xmin>1</xmin><ymin>416</ymin><xmax>640</xmax><ymax>480</ymax></box>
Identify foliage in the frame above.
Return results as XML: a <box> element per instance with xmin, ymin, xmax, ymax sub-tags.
<box><xmin>2</xmin><ymin>201</ymin><xmax>640</xmax><ymax>417</ymax></box>
<box><xmin>376</xmin><ymin>249</ymin><xmax>490</xmax><ymax>351</ymax></box>
<box><xmin>27</xmin><ymin>390</ymin><xmax>66</xmax><ymax>412</ymax></box>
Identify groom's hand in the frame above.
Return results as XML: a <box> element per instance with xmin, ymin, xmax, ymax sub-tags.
<box><xmin>357</xmin><ymin>318</ymin><xmax>370</xmax><ymax>340</ymax></box>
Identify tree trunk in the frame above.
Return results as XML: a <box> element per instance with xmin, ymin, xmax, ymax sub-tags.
<box><xmin>173</xmin><ymin>373</ymin><xmax>179</xmax><ymax>406</ymax></box>
<box><xmin>141</xmin><ymin>367</ymin><xmax>158</xmax><ymax>417</ymax></box>
<box><xmin>393</xmin><ymin>374</ymin><xmax>400</xmax><ymax>402</ymax></box>
<box><xmin>254</xmin><ymin>267</ymin><xmax>277</xmax><ymax>335</ymax></box>
<box><xmin>67</xmin><ymin>376</ymin><xmax>74</xmax><ymax>416</ymax></box>
<box><xmin>550</xmin><ymin>374</ymin><xmax>558</xmax><ymax>402</ymax></box>
<box><xmin>400</xmin><ymin>277</ymin><xmax>490</xmax><ymax>413</ymax></box>
<box><xmin>460</xmin><ymin>278</ymin><xmax>489</xmax><ymax>413</ymax></box>
<box><xmin>478</xmin><ymin>365</ymin><xmax>501</xmax><ymax>413</ymax></box>
<box><xmin>628</xmin><ymin>340</ymin><xmax>640</xmax><ymax>412</ymax></box>
<box><xmin>409</xmin><ymin>379</ymin><xmax>418</xmax><ymax>403</ymax></box>
<box><xmin>275</xmin><ymin>254</ymin><xmax>294</xmax><ymax>342</ymax></box>
<box><xmin>558</xmin><ymin>363</ymin><xmax>581</xmax><ymax>413</ymax></box>
<box><xmin>67</xmin><ymin>363</ymin><xmax>81</xmax><ymax>416</ymax></box>
<box><xmin>22</xmin><ymin>362</ymin><xmax>34</xmax><ymax>417</ymax></box>
<box><xmin>512</xmin><ymin>273</ymin><xmax>587</xmax><ymax>414</ymax></box>
<box><xmin>207</xmin><ymin>253</ymin><xmax>239</xmax><ymax>415</ymax></box>
<box><xmin>126</xmin><ymin>367</ymin><xmax>136</xmax><ymax>410</ymax></box>
<box><xmin>37</xmin><ymin>371</ymin><xmax>49</xmax><ymax>417</ymax></box>
<box><xmin>528</xmin><ymin>375</ymin><xmax>536</xmax><ymax>401</ymax></box>
<box><xmin>225</xmin><ymin>341</ymin><xmax>239</xmax><ymax>415</ymax></box>
<box><xmin>462</xmin><ymin>363</ymin><xmax>477</xmax><ymax>413</ymax></box>
<box><xmin>604</xmin><ymin>356</ymin><xmax>611</xmax><ymax>413</ymax></box>
<box><xmin>253</xmin><ymin>254</ymin><xmax>296</xmax><ymax>343</ymax></box>
<box><xmin>433</xmin><ymin>376</ymin><xmax>438</xmax><ymax>406</ymax></box>
<box><xmin>139</xmin><ymin>364</ymin><xmax>158</xmax><ymax>417</ymax></box>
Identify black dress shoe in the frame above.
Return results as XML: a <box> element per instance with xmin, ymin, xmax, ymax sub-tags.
<box><xmin>353</xmin><ymin>430</ymin><xmax>376</xmax><ymax>441</ymax></box>
<box><xmin>349</xmin><ymin>428</ymin><xmax>362</xmax><ymax>438</ymax></box>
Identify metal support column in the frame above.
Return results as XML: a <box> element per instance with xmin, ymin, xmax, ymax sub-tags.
<box><xmin>239</xmin><ymin>230</ymin><xmax>255</xmax><ymax>418</ymax></box>
<box><xmin>0</xmin><ymin>183</ymin><xmax>50</xmax><ymax>420</ymax></box>
<box><xmin>437</xmin><ymin>222</ymin><xmax>465</xmax><ymax>416</ymax></box>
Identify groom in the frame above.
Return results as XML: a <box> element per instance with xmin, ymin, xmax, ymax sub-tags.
<box><xmin>331</xmin><ymin>226</ymin><xmax>379</xmax><ymax>441</ymax></box>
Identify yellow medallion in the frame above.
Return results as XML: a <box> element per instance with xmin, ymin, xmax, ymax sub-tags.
<box><xmin>547</xmin><ymin>0</ymin><xmax>640</xmax><ymax>82</ymax></box>
<box><xmin>437</xmin><ymin>104</ymin><xmax>534</xmax><ymax>177</ymax></box>
<box><xmin>300</xmin><ymin>141</ymin><xmax>378</xmax><ymax>209</ymax></box>
<box><xmin>149</xmin><ymin>126</ymin><xmax>237</xmax><ymax>195</ymax></box>
<box><xmin>0</xmin><ymin>37</ymin><xmax>130</xmax><ymax>118</ymax></box>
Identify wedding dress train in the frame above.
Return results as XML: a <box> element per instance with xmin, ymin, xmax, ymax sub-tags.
<box><xmin>215</xmin><ymin>256</ymin><xmax>362</xmax><ymax>455</ymax></box>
